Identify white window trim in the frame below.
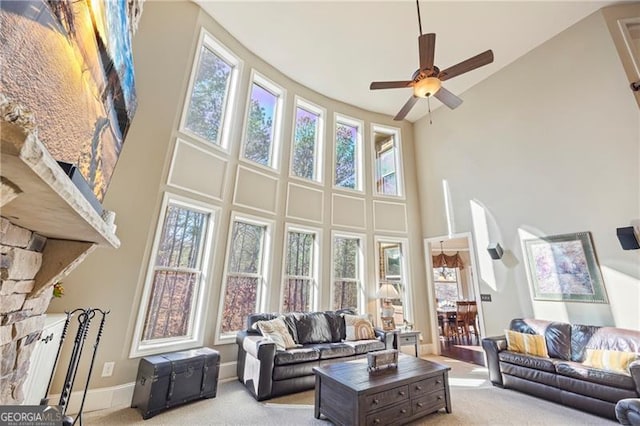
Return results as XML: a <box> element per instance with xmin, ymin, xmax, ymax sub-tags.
<box><xmin>374</xmin><ymin>236</ymin><xmax>413</xmax><ymax>324</ymax></box>
<box><xmin>279</xmin><ymin>223</ymin><xmax>322</xmax><ymax>313</ymax></box>
<box><xmin>239</xmin><ymin>69</ymin><xmax>286</xmax><ymax>173</ymax></box>
<box><xmin>215</xmin><ymin>211</ymin><xmax>275</xmax><ymax>344</ymax></box>
<box><xmin>332</xmin><ymin>113</ymin><xmax>364</xmax><ymax>193</ymax></box>
<box><xmin>130</xmin><ymin>193</ymin><xmax>219</xmax><ymax>358</ymax></box>
<box><xmin>289</xmin><ymin>96</ymin><xmax>325</xmax><ymax>186</ymax></box>
<box><xmin>178</xmin><ymin>28</ymin><xmax>242</xmax><ymax>153</ymax></box>
<box><xmin>370</xmin><ymin>123</ymin><xmax>405</xmax><ymax>200</ymax></box>
<box><xmin>330</xmin><ymin>230</ymin><xmax>367</xmax><ymax>313</ymax></box>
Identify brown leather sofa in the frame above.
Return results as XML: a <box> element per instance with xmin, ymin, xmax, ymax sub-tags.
<box><xmin>236</xmin><ymin>310</ymin><xmax>394</xmax><ymax>400</ymax></box>
<box><xmin>617</xmin><ymin>399</ymin><xmax>640</xmax><ymax>425</ymax></box>
<box><xmin>482</xmin><ymin>318</ymin><xmax>640</xmax><ymax>420</ymax></box>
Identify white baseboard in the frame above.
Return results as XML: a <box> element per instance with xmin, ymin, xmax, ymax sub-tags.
<box><xmin>49</xmin><ymin>361</ymin><xmax>239</xmax><ymax>413</ymax></box>
<box><xmin>49</xmin><ymin>382</ymin><xmax>135</xmax><ymax>414</ymax></box>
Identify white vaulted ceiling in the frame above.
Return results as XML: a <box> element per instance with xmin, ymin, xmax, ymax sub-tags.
<box><xmin>196</xmin><ymin>1</ymin><xmax>612</xmax><ymax>122</ymax></box>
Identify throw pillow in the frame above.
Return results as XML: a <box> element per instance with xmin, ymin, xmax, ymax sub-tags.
<box><xmin>256</xmin><ymin>317</ymin><xmax>297</xmax><ymax>350</ymax></box>
<box><xmin>343</xmin><ymin>314</ymin><xmax>376</xmax><ymax>341</ymax></box>
<box><xmin>583</xmin><ymin>349</ymin><xmax>637</xmax><ymax>374</ymax></box>
<box><xmin>505</xmin><ymin>330</ymin><xmax>549</xmax><ymax>358</ymax></box>
<box><xmin>294</xmin><ymin>312</ymin><xmax>333</xmax><ymax>344</ymax></box>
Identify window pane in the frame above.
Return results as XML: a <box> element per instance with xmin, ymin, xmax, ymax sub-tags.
<box><xmin>335</xmin><ymin>122</ymin><xmax>357</xmax><ymax>188</ymax></box>
<box><xmin>155</xmin><ymin>205</ymin><xmax>206</xmax><ymax>269</ymax></box>
<box><xmin>435</xmin><ymin>281</ymin><xmax>459</xmax><ymax>302</ymax></box>
<box><xmin>221</xmin><ymin>276</ymin><xmax>258</xmax><ymax>333</ymax></box>
<box><xmin>282</xmin><ymin>278</ymin><xmax>312</xmax><ymax>313</ymax></box>
<box><xmin>333</xmin><ymin>237</ymin><xmax>358</xmax><ymax>279</ymax></box>
<box><xmin>142</xmin><ymin>271</ymin><xmax>198</xmax><ymax>340</ymax></box>
<box><xmin>244</xmin><ymin>83</ymin><xmax>277</xmax><ymax>166</ymax></box>
<box><xmin>333</xmin><ymin>280</ymin><xmax>358</xmax><ymax>311</ymax></box>
<box><xmin>375</xmin><ymin>132</ymin><xmax>399</xmax><ymax>195</ymax></box>
<box><xmin>292</xmin><ymin>107</ymin><xmax>319</xmax><ymax>180</ymax></box>
<box><xmin>286</xmin><ymin>231</ymin><xmax>313</xmax><ymax>276</ymax></box>
<box><xmin>184</xmin><ymin>46</ymin><xmax>232</xmax><ymax>145</ymax></box>
<box><xmin>229</xmin><ymin>221</ymin><xmax>265</xmax><ymax>274</ymax></box>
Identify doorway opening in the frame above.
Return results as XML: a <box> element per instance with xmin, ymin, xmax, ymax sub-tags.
<box><xmin>424</xmin><ymin>233</ymin><xmax>485</xmax><ymax>366</ymax></box>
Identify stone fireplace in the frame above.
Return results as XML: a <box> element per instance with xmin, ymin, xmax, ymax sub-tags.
<box><xmin>0</xmin><ymin>95</ymin><xmax>119</xmax><ymax>404</ymax></box>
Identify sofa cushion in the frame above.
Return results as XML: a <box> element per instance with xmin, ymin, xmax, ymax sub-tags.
<box><xmin>255</xmin><ymin>317</ymin><xmax>297</xmax><ymax>350</ymax></box>
<box><xmin>274</xmin><ymin>347</ymin><xmax>320</xmax><ymax>366</ymax></box>
<box><xmin>510</xmin><ymin>318</ymin><xmax>571</xmax><ymax>360</ymax></box>
<box><xmin>343</xmin><ymin>314</ymin><xmax>376</xmax><ymax>341</ymax></box>
<box><xmin>498</xmin><ymin>351</ymin><xmax>557</xmax><ymax>373</ymax></box>
<box><xmin>343</xmin><ymin>339</ymin><xmax>386</xmax><ymax>354</ymax></box>
<box><xmin>583</xmin><ymin>349</ymin><xmax>638</xmax><ymax>375</ymax></box>
<box><xmin>311</xmin><ymin>343</ymin><xmax>356</xmax><ymax>359</ymax></box>
<box><xmin>499</xmin><ymin>361</ymin><xmax>558</xmax><ymax>387</ymax></box>
<box><xmin>505</xmin><ymin>330</ymin><xmax>549</xmax><ymax>358</ymax></box>
<box><xmin>273</xmin><ymin>361</ymin><xmax>318</xmax><ymax>380</ymax></box>
<box><xmin>556</xmin><ymin>361</ymin><xmax>637</xmax><ymax>391</ymax></box>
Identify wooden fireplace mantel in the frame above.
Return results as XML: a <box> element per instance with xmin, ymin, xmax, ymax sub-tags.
<box><xmin>1</xmin><ymin>120</ymin><xmax>120</xmax><ymax>249</ymax></box>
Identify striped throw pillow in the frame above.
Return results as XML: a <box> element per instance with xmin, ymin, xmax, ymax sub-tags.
<box><xmin>583</xmin><ymin>349</ymin><xmax>637</xmax><ymax>374</ymax></box>
<box><xmin>505</xmin><ymin>330</ymin><xmax>549</xmax><ymax>358</ymax></box>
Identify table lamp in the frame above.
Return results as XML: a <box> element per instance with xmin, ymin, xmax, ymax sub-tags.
<box><xmin>376</xmin><ymin>284</ymin><xmax>400</xmax><ymax>319</ymax></box>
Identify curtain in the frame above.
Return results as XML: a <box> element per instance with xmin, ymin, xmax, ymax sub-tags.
<box><xmin>432</xmin><ymin>252</ymin><xmax>465</xmax><ymax>269</ymax></box>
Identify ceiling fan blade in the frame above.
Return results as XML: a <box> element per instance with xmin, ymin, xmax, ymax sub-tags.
<box><xmin>370</xmin><ymin>80</ymin><xmax>413</xmax><ymax>90</ymax></box>
<box><xmin>393</xmin><ymin>96</ymin><xmax>419</xmax><ymax>121</ymax></box>
<box><xmin>434</xmin><ymin>86</ymin><xmax>463</xmax><ymax>109</ymax></box>
<box><xmin>419</xmin><ymin>33</ymin><xmax>436</xmax><ymax>71</ymax></box>
<box><xmin>438</xmin><ymin>50</ymin><xmax>494</xmax><ymax>82</ymax></box>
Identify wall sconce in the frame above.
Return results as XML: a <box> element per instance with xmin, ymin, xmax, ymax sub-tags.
<box><xmin>487</xmin><ymin>243</ymin><xmax>504</xmax><ymax>260</ymax></box>
<box><xmin>616</xmin><ymin>226</ymin><xmax>640</xmax><ymax>250</ymax></box>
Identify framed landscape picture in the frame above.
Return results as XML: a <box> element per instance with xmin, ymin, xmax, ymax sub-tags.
<box><xmin>523</xmin><ymin>232</ymin><xmax>608</xmax><ymax>303</ymax></box>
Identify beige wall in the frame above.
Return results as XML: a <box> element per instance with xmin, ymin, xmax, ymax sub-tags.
<box><xmin>47</xmin><ymin>0</ymin><xmax>428</xmax><ymax>392</ymax></box>
<box><xmin>414</xmin><ymin>10</ymin><xmax>640</xmax><ymax>336</ymax></box>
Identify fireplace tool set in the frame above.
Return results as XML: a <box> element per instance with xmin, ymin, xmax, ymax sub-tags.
<box><xmin>41</xmin><ymin>307</ymin><xmax>109</xmax><ymax>426</ymax></box>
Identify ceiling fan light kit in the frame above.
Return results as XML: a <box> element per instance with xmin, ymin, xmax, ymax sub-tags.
<box><xmin>413</xmin><ymin>76</ymin><xmax>441</xmax><ymax>98</ymax></box>
<box><xmin>369</xmin><ymin>0</ymin><xmax>495</xmax><ymax>121</ymax></box>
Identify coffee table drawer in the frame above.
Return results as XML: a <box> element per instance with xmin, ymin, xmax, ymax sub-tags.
<box><xmin>412</xmin><ymin>389</ymin><xmax>446</xmax><ymax>415</ymax></box>
<box><xmin>366</xmin><ymin>400</ymin><xmax>411</xmax><ymax>425</ymax></box>
<box><xmin>410</xmin><ymin>374</ymin><xmax>445</xmax><ymax>397</ymax></box>
<box><xmin>365</xmin><ymin>384</ymin><xmax>409</xmax><ymax>409</ymax></box>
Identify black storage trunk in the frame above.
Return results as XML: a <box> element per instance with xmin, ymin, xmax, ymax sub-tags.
<box><xmin>131</xmin><ymin>347</ymin><xmax>220</xmax><ymax>419</ymax></box>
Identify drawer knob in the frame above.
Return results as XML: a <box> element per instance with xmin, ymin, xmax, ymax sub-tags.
<box><xmin>417</xmin><ymin>402</ymin><xmax>424</xmax><ymax>408</ymax></box>
<box><xmin>436</xmin><ymin>380</ymin><xmax>442</xmax><ymax>384</ymax></box>
<box><xmin>400</xmin><ymin>409</ymin><xmax>407</xmax><ymax>414</ymax></box>
<box><xmin>398</xmin><ymin>391</ymin><xmax>405</xmax><ymax>396</ymax></box>
<box><xmin>415</xmin><ymin>385</ymin><xmax>422</xmax><ymax>391</ymax></box>
<box><xmin>373</xmin><ymin>419</ymin><xmax>380</xmax><ymax>424</ymax></box>
<box><xmin>437</xmin><ymin>396</ymin><xmax>443</xmax><ymax>400</ymax></box>
<box><xmin>372</xmin><ymin>399</ymin><xmax>379</xmax><ymax>405</ymax></box>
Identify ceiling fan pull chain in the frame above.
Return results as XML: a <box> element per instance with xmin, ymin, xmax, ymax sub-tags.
<box><xmin>427</xmin><ymin>95</ymin><xmax>433</xmax><ymax>125</ymax></box>
<box><xmin>416</xmin><ymin>0</ymin><xmax>423</xmax><ymax>35</ymax></box>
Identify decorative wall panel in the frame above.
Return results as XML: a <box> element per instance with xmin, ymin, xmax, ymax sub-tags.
<box><xmin>233</xmin><ymin>166</ymin><xmax>278</xmax><ymax>214</ymax></box>
<box><xmin>332</xmin><ymin>194</ymin><xmax>366</xmax><ymax>229</ymax></box>
<box><xmin>168</xmin><ymin>139</ymin><xmax>226</xmax><ymax>200</ymax></box>
<box><xmin>286</xmin><ymin>183</ymin><xmax>323</xmax><ymax>223</ymax></box>
<box><xmin>373</xmin><ymin>200</ymin><xmax>407</xmax><ymax>233</ymax></box>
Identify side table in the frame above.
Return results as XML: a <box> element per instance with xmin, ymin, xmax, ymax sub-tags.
<box><xmin>395</xmin><ymin>330</ymin><xmax>420</xmax><ymax>356</ymax></box>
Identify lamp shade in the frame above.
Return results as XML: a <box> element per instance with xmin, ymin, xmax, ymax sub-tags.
<box><xmin>376</xmin><ymin>284</ymin><xmax>400</xmax><ymax>299</ymax></box>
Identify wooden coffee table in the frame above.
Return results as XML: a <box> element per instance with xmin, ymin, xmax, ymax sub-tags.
<box><xmin>313</xmin><ymin>355</ymin><xmax>451</xmax><ymax>426</ymax></box>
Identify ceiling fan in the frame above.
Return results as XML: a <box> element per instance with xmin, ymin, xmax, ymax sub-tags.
<box><xmin>370</xmin><ymin>0</ymin><xmax>494</xmax><ymax>121</ymax></box>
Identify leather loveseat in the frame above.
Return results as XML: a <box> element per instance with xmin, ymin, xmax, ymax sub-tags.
<box><xmin>236</xmin><ymin>310</ymin><xmax>393</xmax><ymax>400</ymax></box>
<box><xmin>482</xmin><ymin>318</ymin><xmax>640</xmax><ymax>420</ymax></box>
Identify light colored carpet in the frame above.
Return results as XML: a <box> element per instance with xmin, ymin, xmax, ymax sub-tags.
<box><xmin>83</xmin><ymin>356</ymin><xmax>616</xmax><ymax>425</ymax></box>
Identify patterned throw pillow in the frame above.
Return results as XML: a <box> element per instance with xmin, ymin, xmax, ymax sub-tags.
<box><xmin>583</xmin><ymin>349</ymin><xmax>637</xmax><ymax>374</ymax></box>
<box><xmin>505</xmin><ymin>330</ymin><xmax>549</xmax><ymax>358</ymax></box>
<box><xmin>256</xmin><ymin>317</ymin><xmax>297</xmax><ymax>350</ymax></box>
<box><xmin>343</xmin><ymin>314</ymin><xmax>376</xmax><ymax>341</ymax></box>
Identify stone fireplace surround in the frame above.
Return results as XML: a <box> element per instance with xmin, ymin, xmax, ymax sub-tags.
<box><xmin>0</xmin><ymin>95</ymin><xmax>119</xmax><ymax>405</ymax></box>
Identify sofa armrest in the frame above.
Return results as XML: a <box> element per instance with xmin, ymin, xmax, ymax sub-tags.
<box><xmin>482</xmin><ymin>335</ymin><xmax>507</xmax><ymax>387</ymax></box>
<box><xmin>629</xmin><ymin>360</ymin><xmax>640</xmax><ymax>396</ymax></box>
<box><xmin>374</xmin><ymin>328</ymin><xmax>395</xmax><ymax>350</ymax></box>
<box><xmin>236</xmin><ymin>331</ymin><xmax>277</xmax><ymax>400</ymax></box>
